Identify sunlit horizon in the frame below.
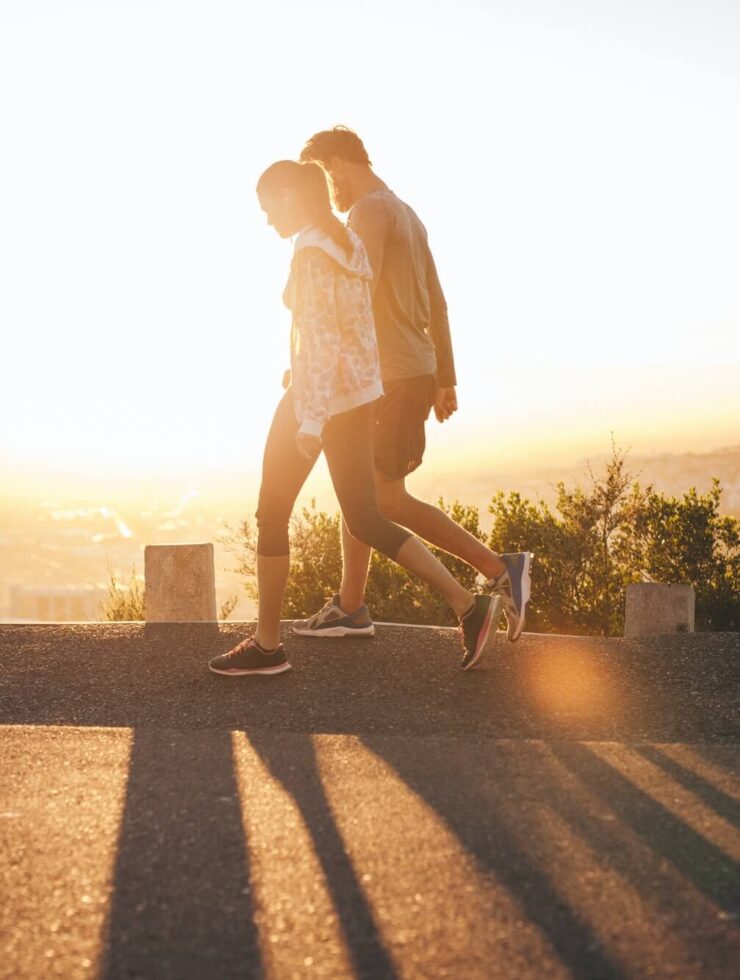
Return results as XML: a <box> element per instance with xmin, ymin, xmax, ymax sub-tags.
<box><xmin>2</xmin><ymin>0</ymin><xmax>739</xmax><ymax>497</ymax></box>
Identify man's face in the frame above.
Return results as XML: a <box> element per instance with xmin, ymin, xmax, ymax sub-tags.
<box><xmin>323</xmin><ymin>158</ymin><xmax>354</xmax><ymax>213</ymax></box>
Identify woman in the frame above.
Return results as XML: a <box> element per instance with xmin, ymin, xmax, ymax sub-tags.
<box><xmin>209</xmin><ymin>161</ymin><xmax>502</xmax><ymax>676</ymax></box>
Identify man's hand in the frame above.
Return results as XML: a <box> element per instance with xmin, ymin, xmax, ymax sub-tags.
<box><xmin>295</xmin><ymin>432</ymin><xmax>322</xmax><ymax>461</ymax></box>
<box><xmin>433</xmin><ymin>386</ymin><xmax>458</xmax><ymax>423</ymax></box>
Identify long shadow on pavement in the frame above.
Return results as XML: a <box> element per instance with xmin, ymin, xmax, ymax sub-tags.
<box><xmin>248</xmin><ymin>731</ymin><xmax>399</xmax><ymax>980</ymax></box>
<box><xmin>508</xmin><ymin>741</ymin><xmax>739</xmax><ymax>973</ymax></box>
<box><xmin>632</xmin><ymin>744</ymin><xmax>740</xmax><ymax>828</ymax></box>
<box><xmin>551</xmin><ymin>742</ymin><xmax>740</xmax><ymax>914</ymax></box>
<box><xmin>683</xmin><ymin>743</ymin><xmax>740</xmax><ymax>778</ymax></box>
<box><xmin>102</xmin><ymin>729</ymin><xmax>262</xmax><ymax>980</ymax></box>
<box><xmin>361</xmin><ymin>736</ymin><xmax>627</xmax><ymax>980</ymax></box>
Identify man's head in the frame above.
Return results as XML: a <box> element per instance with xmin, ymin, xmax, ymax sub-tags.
<box><xmin>300</xmin><ymin>126</ymin><xmax>372</xmax><ymax>213</ymax></box>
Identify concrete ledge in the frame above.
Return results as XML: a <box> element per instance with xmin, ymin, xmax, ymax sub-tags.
<box><xmin>625</xmin><ymin>583</ymin><xmax>695</xmax><ymax>637</ymax></box>
<box><xmin>144</xmin><ymin>543</ymin><xmax>217</xmax><ymax>623</ymax></box>
<box><xmin>1</xmin><ymin>623</ymin><xmax>737</xmax><ymax>741</ymax></box>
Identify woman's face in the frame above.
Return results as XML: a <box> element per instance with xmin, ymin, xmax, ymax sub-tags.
<box><xmin>258</xmin><ymin>188</ymin><xmax>304</xmax><ymax>238</ymax></box>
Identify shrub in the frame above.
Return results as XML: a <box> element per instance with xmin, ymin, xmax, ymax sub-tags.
<box><xmin>227</xmin><ymin>450</ymin><xmax>739</xmax><ymax>635</ymax></box>
<box><xmin>99</xmin><ymin>564</ymin><xmax>145</xmax><ymax>621</ymax></box>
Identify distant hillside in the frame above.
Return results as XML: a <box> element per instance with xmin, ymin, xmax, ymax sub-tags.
<box><xmin>411</xmin><ymin>445</ymin><xmax>740</xmax><ymax>518</ymax></box>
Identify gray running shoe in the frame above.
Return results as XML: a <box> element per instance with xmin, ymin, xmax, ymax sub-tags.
<box><xmin>459</xmin><ymin>594</ymin><xmax>504</xmax><ymax>670</ymax></box>
<box><xmin>486</xmin><ymin>552</ymin><xmax>533</xmax><ymax>642</ymax></box>
<box><xmin>293</xmin><ymin>594</ymin><xmax>375</xmax><ymax>637</ymax></box>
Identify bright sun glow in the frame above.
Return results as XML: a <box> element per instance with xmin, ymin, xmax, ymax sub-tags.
<box><xmin>1</xmin><ymin>0</ymin><xmax>739</xmax><ymax>493</ymax></box>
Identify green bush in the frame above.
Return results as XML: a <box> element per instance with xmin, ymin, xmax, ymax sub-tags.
<box><xmin>228</xmin><ymin>452</ymin><xmax>739</xmax><ymax>636</ymax></box>
<box><xmin>618</xmin><ymin>480</ymin><xmax>739</xmax><ymax>631</ymax></box>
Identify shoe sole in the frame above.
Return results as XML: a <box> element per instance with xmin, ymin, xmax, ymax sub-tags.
<box><xmin>508</xmin><ymin>552</ymin><xmax>533</xmax><ymax>642</ymax></box>
<box><xmin>463</xmin><ymin>595</ymin><xmax>504</xmax><ymax>671</ymax></box>
<box><xmin>209</xmin><ymin>662</ymin><xmax>293</xmax><ymax>676</ymax></box>
<box><xmin>292</xmin><ymin>624</ymin><xmax>375</xmax><ymax>637</ymax></box>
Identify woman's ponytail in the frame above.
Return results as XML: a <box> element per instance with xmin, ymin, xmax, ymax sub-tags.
<box><xmin>257</xmin><ymin>159</ymin><xmax>352</xmax><ymax>257</ymax></box>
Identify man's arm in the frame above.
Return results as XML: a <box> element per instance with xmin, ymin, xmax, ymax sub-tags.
<box><xmin>425</xmin><ymin>245</ymin><xmax>457</xmax><ymax>391</ymax></box>
<box><xmin>348</xmin><ymin>195</ymin><xmax>391</xmax><ymax>298</ymax></box>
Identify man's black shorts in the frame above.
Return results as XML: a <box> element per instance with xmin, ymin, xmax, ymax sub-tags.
<box><xmin>373</xmin><ymin>374</ymin><xmax>436</xmax><ymax>480</ymax></box>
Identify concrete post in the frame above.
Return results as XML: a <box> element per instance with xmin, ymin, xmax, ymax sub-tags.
<box><xmin>144</xmin><ymin>543</ymin><xmax>218</xmax><ymax>623</ymax></box>
<box><xmin>624</xmin><ymin>583</ymin><xmax>695</xmax><ymax>637</ymax></box>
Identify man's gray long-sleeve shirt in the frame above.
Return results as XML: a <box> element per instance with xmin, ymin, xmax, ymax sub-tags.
<box><xmin>348</xmin><ymin>189</ymin><xmax>457</xmax><ymax>389</ymax></box>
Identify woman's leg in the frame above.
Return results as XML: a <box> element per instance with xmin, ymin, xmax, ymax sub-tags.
<box><xmin>322</xmin><ymin>404</ymin><xmax>474</xmax><ymax>620</ymax></box>
<box><xmin>255</xmin><ymin>554</ymin><xmax>290</xmax><ymax>650</ymax></box>
<box><xmin>254</xmin><ymin>390</ymin><xmax>317</xmax><ymax>649</ymax></box>
<box><xmin>392</xmin><ymin>538</ymin><xmax>474</xmax><ymax>619</ymax></box>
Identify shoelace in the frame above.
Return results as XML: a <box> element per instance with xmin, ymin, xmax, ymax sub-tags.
<box><xmin>310</xmin><ymin>598</ymin><xmax>337</xmax><ymax>627</ymax></box>
<box><xmin>226</xmin><ymin>637</ymin><xmax>255</xmax><ymax>657</ymax></box>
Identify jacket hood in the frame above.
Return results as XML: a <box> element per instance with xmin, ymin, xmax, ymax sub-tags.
<box><xmin>293</xmin><ymin>226</ymin><xmax>372</xmax><ymax>281</ymax></box>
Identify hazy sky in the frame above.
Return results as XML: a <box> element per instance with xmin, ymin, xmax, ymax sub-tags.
<box><xmin>2</xmin><ymin>0</ymin><xmax>739</xmax><ymax>491</ymax></box>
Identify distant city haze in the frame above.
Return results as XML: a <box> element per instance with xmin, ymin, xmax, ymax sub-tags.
<box><xmin>2</xmin><ymin>444</ymin><xmax>738</xmax><ymax>622</ymax></box>
<box><xmin>1</xmin><ymin>0</ymin><xmax>738</xmax><ymax>618</ymax></box>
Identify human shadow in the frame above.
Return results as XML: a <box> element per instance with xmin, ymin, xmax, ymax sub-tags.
<box><xmin>687</xmin><ymin>743</ymin><xmax>740</xmax><ymax>778</ymax></box>
<box><xmin>360</xmin><ymin>736</ymin><xmax>627</xmax><ymax>980</ymax></box>
<box><xmin>632</xmin><ymin>744</ymin><xmax>740</xmax><ymax>828</ymax></box>
<box><xmin>551</xmin><ymin>742</ymin><xmax>740</xmax><ymax>914</ymax></box>
<box><xmin>102</xmin><ymin>728</ymin><xmax>263</xmax><ymax>980</ymax></box>
<box><xmin>495</xmin><ymin>740</ymin><xmax>738</xmax><ymax>969</ymax></box>
<box><xmin>248</xmin><ymin>731</ymin><xmax>398</xmax><ymax>980</ymax></box>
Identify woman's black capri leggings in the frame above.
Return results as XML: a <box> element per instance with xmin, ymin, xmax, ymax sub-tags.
<box><xmin>256</xmin><ymin>389</ymin><xmax>411</xmax><ymax>560</ymax></box>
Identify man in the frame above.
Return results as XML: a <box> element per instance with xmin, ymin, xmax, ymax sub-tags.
<box><xmin>295</xmin><ymin>126</ymin><xmax>531</xmax><ymax>640</ymax></box>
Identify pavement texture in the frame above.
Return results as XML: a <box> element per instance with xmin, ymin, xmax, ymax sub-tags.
<box><xmin>1</xmin><ymin>622</ymin><xmax>739</xmax><ymax>980</ymax></box>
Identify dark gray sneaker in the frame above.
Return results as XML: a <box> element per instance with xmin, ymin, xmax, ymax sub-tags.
<box><xmin>209</xmin><ymin>636</ymin><xmax>291</xmax><ymax>676</ymax></box>
<box><xmin>486</xmin><ymin>552</ymin><xmax>533</xmax><ymax>641</ymax></box>
<box><xmin>459</xmin><ymin>594</ymin><xmax>504</xmax><ymax>670</ymax></box>
<box><xmin>293</xmin><ymin>594</ymin><xmax>375</xmax><ymax>637</ymax></box>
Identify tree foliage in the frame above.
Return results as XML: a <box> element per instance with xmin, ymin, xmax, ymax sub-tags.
<box><xmin>228</xmin><ymin>450</ymin><xmax>739</xmax><ymax>635</ymax></box>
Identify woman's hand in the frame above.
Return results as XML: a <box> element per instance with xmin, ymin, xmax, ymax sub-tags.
<box><xmin>295</xmin><ymin>432</ymin><xmax>322</xmax><ymax>461</ymax></box>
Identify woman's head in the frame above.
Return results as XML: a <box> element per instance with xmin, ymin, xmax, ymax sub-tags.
<box><xmin>257</xmin><ymin>159</ymin><xmax>351</xmax><ymax>255</ymax></box>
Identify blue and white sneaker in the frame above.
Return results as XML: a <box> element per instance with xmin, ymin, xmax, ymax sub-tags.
<box><xmin>486</xmin><ymin>552</ymin><xmax>533</xmax><ymax>642</ymax></box>
<box><xmin>292</xmin><ymin>594</ymin><xmax>375</xmax><ymax>637</ymax></box>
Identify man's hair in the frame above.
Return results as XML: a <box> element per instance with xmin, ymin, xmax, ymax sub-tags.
<box><xmin>300</xmin><ymin>126</ymin><xmax>372</xmax><ymax>168</ymax></box>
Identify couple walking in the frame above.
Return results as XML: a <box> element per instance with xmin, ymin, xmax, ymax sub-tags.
<box><xmin>210</xmin><ymin>127</ymin><xmax>532</xmax><ymax>677</ymax></box>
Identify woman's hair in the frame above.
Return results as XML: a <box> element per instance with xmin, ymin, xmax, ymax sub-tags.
<box><xmin>257</xmin><ymin>160</ymin><xmax>352</xmax><ymax>257</ymax></box>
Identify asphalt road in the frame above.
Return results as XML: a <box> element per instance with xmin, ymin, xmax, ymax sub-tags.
<box><xmin>1</xmin><ymin>623</ymin><xmax>739</xmax><ymax>979</ymax></box>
